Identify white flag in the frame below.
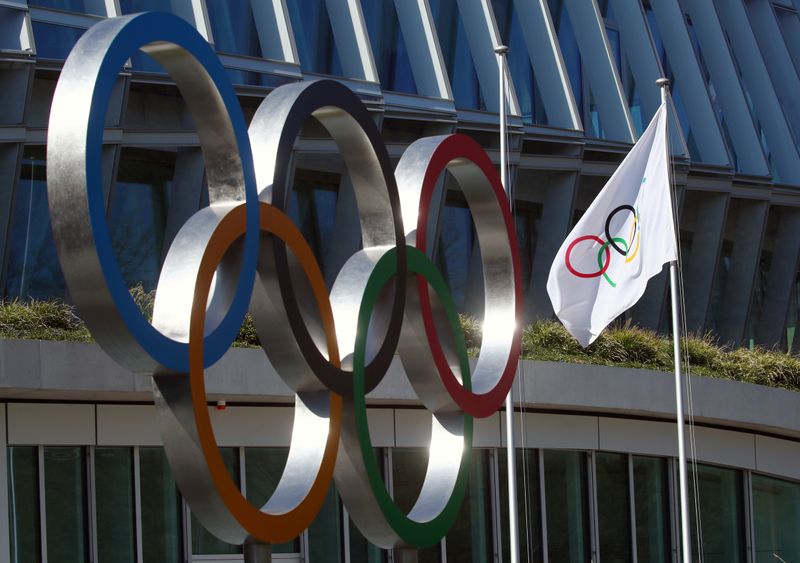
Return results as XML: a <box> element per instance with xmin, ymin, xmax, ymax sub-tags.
<box><xmin>546</xmin><ymin>103</ymin><xmax>676</xmax><ymax>346</ymax></box>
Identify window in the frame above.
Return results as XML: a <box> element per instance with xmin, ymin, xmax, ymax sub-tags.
<box><xmin>689</xmin><ymin>463</ymin><xmax>746</xmax><ymax>563</ymax></box>
<box><xmin>596</xmin><ymin>452</ymin><xmax>633</xmax><ymax>563</ymax></box>
<box><xmin>94</xmin><ymin>448</ymin><xmax>136</xmax><ymax>563</ymax></box>
<box><xmin>499</xmin><ymin>448</ymin><xmax>543</xmax><ymax>563</ymax></box>
<box><xmin>205</xmin><ymin>0</ymin><xmax>263</xmax><ymax>58</ymax></box>
<box><xmin>360</xmin><ymin>0</ymin><xmax>416</xmax><ymax>94</ymax></box>
<box><xmin>8</xmin><ymin>446</ymin><xmax>41</xmax><ymax>563</ymax></box>
<box><xmin>752</xmin><ymin>474</ymin><xmax>800</xmax><ymax>563</ymax></box>
<box><xmin>633</xmin><ymin>456</ymin><xmax>671</xmax><ymax>563</ymax></box>
<box><xmin>44</xmin><ymin>447</ymin><xmax>89</xmax><ymax>562</ymax></box>
<box><xmin>285</xmin><ymin>0</ymin><xmax>342</xmax><ymax>76</ymax></box>
<box><xmin>543</xmin><ymin>450</ymin><xmax>590</xmax><ymax>563</ymax></box>
<box><xmin>139</xmin><ymin>447</ymin><xmax>183</xmax><ymax>563</ymax></box>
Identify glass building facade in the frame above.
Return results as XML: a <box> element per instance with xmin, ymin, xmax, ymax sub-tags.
<box><xmin>1</xmin><ymin>0</ymin><xmax>800</xmax><ymax>562</ymax></box>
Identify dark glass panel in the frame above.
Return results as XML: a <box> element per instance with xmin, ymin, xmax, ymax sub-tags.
<box><xmin>499</xmin><ymin>449</ymin><xmax>543</xmax><ymax>563</ymax></box>
<box><xmin>543</xmin><ymin>450</ymin><xmax>590</xmax><ymax>563</ymax></box>
<box><xmin>108</xmin><ymin>148</ymin><xmax>176</xmax><ymax>291</ymax></box>
<box><xmin>288</xmin><ymin>171</ymin><xmax>339</xmax><ymax>275</ymax></box>
<box><xmin>244</xmin><ymin>448</ymin><xmax>300</xmax><ymax>554</ymax></box>
<box><xmin>139</xmin><ymin>447</ymin><xmax>183</xmax><ymax>563</ymax></box>
<box><xmin>95</xmin><ymin>447</ymin><xmax>136</xmax><ymax>563</ymax></box>
<box><xmin>191</xmin><ymin>447</ymin><xmax>242</xmax><ymax>555</ymax></box>
<box><xmin>360</xmin><ymin>0</ymin><xmax>416</xmax><ymax>94</ymax></box>
<box><xmin>446</xmin><ymin>450</ymin><xmax>492</xmax><ymax>562</ymax></box>
<box><xmin>689</xmin><ymin>464</ymin><xmax>745</xmax><ymax>563</ymax></box>
<box><xmin>348</xmin><ymin>448</ymin><xmax>387</xmax><ymax>563</ymax></box>
<box><xmin>428</xmin><ymin>0</ymin><xmax>484</xmax><ymax>110</ymax></box>
<box><xmin>4</xmin><ymin>147</ymin><xmax>67</xmax><ymax>300</ymax></box>
<box><xmin>44</xmin><ymin>447</ymin><xmax>88</xmax><ymax>562</ymax></box>
<box><xmin>632</xmin><ymin>456</ymin><xmax>671</xmax><ymax>563</ymax></box>
<box><xmin>547</xmin><ymin>0</ymin><xmax>582</xmax><ymax>118</ymax></box>
<box><xmin>32</xmin><ymin>22</ymin><xmax>85</xmax><ymax>59</ymax></box>
<box><xmin>29</xmin><ymin>0</ymin><xmax>102</xmax><ymax>15</ymax></box>
<box><xmin>205</xmin><ymin>0</ymin><xmax>262</xmax><ymax>58</ymax></box>
<box><xmin>435</xmin><ymin>196</ymin><xmax>476</xmax><ymax>312</ymax></box>
<box><xmin>752</xmin><ymin>474</ymin><xmax>800</xmax><ymax>563</ymax></box>
<box><xmin>285</xmin><ymin>0</ymin><xmax>342</xmax><ymax>75</ymax></box>
<box><xmin>308</xmin><ymin>481</ymin><xmax>342</xmax><ymax>562</ymax></box>
<box><xmin>8</xmin><ymin>446</ymin><xmax>41</xmax><ymax>563</ymax></box>
<box><xmin>596</xmin><ymin>452</ymin><xmax>632</xmax><ymax>563</ymax></box>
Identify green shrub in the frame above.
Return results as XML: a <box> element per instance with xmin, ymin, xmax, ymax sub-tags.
<box><xmin>605</xmin><ymin>325</ymin><xmax>670</xmax><ymax>367</ymax></box>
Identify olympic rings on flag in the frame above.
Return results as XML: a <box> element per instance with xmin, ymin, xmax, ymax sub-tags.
<box><xmin>564</xmin><ymin>205</ymin><xmax>640</xmax><ymax>287</ymax></box>
<box><xmin>46</xmin><ymin>12</ymin><xmax>521</xmax><ymax>550</ymax></box>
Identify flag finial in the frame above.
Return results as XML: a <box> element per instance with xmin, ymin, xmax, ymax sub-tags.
<box><xmin>656</xmin><ymin>78</ymin><xmax>670</xmax><ymax>103</ymax></box>
<box><xmin>494</xmin><ymin>45</ymin><xmax>509</xmax><ymax>55</ymax></box>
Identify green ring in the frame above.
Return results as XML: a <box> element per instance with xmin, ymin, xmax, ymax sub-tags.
<box><xmin>353</xmin><ymin>245</ymin><xmax>473</xmax><ymax>547</ymax></box>
<box><xmin>598</xmin><ymin>237</ymin><xmax>628</xmax><ymax>287</ymax></box>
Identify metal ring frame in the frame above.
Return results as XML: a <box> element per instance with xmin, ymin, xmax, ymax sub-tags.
<box><xmin>47</xmin><ymin>12</ymin><xmax>522</xmax><ymax>550</ymax></box>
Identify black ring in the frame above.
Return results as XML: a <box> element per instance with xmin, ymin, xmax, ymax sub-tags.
<box><xmin>605</xmin><ymin>204</ymin><xmax>636</xmax><ymax>256</ymax></box>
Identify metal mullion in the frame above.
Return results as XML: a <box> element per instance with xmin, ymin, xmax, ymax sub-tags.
<box><xmin>88</xmin><ymin>447</ymin><xmax>97</xmax><ymax>563</ymax></box>
<box><xmin>182</xmin><ymin>496</ymin><xmax>191</xmax><ymax>563</ymax></box>
<box><xmin>133</xmin><ymin>447</ymin><xmax>143</xmax><ymax>563</ymax></box>
<box><xmin>744</xmin><ymin>470</ymin><xmax>755</xmax><ymax>563</ymax></box>
<box><xmin>667</xmin><ymin>458</ymin><xmax>679</xmax><ymax>563</ymax></box>
<box><xmin>238</xmin><ymin>447</ymin><xmax>246</xmax><ymax>499</ymax></box>
<box><xmin>489</xmin><ymin>448</ymin><xmax>502</xmax><ymax>563</ymax></box>
<box><xmin>386</xmin><ymin>448</ymin><xmax>394</xmax><ymax>563</ymax></box>
<box><xmin>587</xmin><ymin>451</ymin><xmax>599</xmax><ymax>563</ymax></box>
<box><xmin>342</xmin><ymin>504</ymin><xmax>351</xmax><ymax>563</ymax></box>
<box><xmin>538</xmin><ymin>450</ymin><xmax>548</xmax><ymax>563</ymax></box>
<box><xmin>38</xmin><ymin>445</ymin><xmax>46</xmax><ymax>563</ymax></box>
<box><xmin>628</xmin><ymin>454</ymin><xmax>638</xmax><ymax>563</ymax></box>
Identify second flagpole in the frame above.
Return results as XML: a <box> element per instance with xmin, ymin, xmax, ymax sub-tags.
<box><xmin>658</xmin><ymin>77</ymin><xmax>693</xmax><ymax>563</ymax></box>
<box><xmin>496</xmin><ymin>44</ymin><xmax>521</xmax><ymax>563</ymax></box>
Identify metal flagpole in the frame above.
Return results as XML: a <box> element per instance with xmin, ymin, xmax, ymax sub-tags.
<box><xmin>657</xmin><ymin>77</ymin><xmax>692</xmax><ymax>563</ymax></box>
<box><xmin>496</xmin><ymin>44</ymin><xmax>520</xmax><ymax>563</ymax></box>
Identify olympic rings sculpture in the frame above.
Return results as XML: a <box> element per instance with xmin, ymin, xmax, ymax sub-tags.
<box><xmin>564</xmin><ymin>204</ymin><xmax>640</xmax><ymax>287</ymax></box>
<box><xmin>46</xmin><ymin>12</ymin><xmax>522</xmax><ymax>550</ymax></box>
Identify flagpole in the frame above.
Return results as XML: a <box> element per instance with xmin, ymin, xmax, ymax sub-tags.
<box><xmin>496</xmin><ymin>44</ymin><xmax>520</xmax><ymax>563</ymax></box>
<box><xmin>657</xmin><ymin>77</ymin><xmax>692</xmax><ymax>563</ymax></box>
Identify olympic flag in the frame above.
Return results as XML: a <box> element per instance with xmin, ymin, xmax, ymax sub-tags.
<box><xmin>546</xmin><ymin>103</ymin><xmax>676</xmax><ymax>346</ymax></box>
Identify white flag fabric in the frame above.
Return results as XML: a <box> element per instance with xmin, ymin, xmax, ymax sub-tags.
<box><xmin>546</xmin><ymin>103</ymin><xmax>676</xmax><ymax>346</ymax></box>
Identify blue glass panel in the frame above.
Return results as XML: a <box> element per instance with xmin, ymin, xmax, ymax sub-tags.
<box><xmin>360</xmin><ymin>0</ymin><xmax>416</xmax><ymax>94</ymax></box>
<box><xmin>286</xmin><ymin>0</ymin><xmax>343</xmax><ymax>75</ymax></box>
<box><xmin>287</xmin><ymin>173</ymin><xmax>339</xmax><ymax>274</ymax></box>
<box><xmin>547</xmin><ymin>0</ymin><xmax>582</xmax><ymax>115</ymax></box>
<box><xmin>29</xmin><ymin>0</ymin><xmax>102</xmax><ymax>15</ymax></box>
<box><xmin>436</xmin><ymin>203</ymin><xmax>474</xmax><ymax>311</ymax></box>
<box><xmin>205</xmin><ymin>0</ymin><xmax>262</xmax><ymax>58</ymax></box>
<box><xmin>107</xmin><ymin>148</ymin><xmax>175</xmax><ymax>292</ymax></box>
<box><xmin>428</xmin><ymin>0</ymin><xmax>484</xmax><ymax>110</ymax></box>
<box><xmin>5</xmin><ymin>150</ymin><xmax>67</xmax><ymax>300</ymax></box>
<box><xmin>32</xmin><ymin>22</ymin><xmax>85</xmax><ymax>60</ymax></box>
<box><xmin>492</xmin><ymin>0</ymin><xmax>546</xmax><ymax>124</ymax></box>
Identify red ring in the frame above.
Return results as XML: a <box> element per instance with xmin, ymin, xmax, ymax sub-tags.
<box><xmin>415</xmin><ymin>134</ymin><xmax>522</xmax><ymax>418</ymax></box>
<box><xmin>565</xmin><ymin>235</ymin><xmax>611</xmax><ymax>278</ymax></box>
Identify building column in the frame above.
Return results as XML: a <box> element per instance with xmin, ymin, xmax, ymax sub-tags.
<box><xmin>525</xmin><ymin>170</ymin><xmax>578</xmax><ymax>321</ymax></box>
<box><xmin>682</xmin><ymin>190</ymin><xmax>728</xmax><ymax>333</ymax></box>
<box><xmin>717</xmin><ymin>199</ymin><xmax>769</xmax><ymax>346</ymax></box>
<box><xmin>755</xmin><ymin>207</ymin><xmax>800</xmax><ymax>347</ymax></box>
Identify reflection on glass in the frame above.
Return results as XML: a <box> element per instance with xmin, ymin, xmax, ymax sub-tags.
<box><xmin>547</xmin><ymin>0</ymin><xmax>582</xmax><ymax>118</ymax></box>
<box><xmin>632</xmin><ymin>456</ymin><xmax>670</xmax><ymax>563</ymax></box>
<box><xmin>308</xmin><ymin>481</ymin><xmax>342</xmax><ymax>562</ymax></box>
<box><xmin>95</xmin><ymin>448</ymin><xmax>135</xmax><ymax>563</ymax></box>
<box><xmin>5</xmin><ymin>149</ymin><xmax>67</xmax><ymax>300</ymax></box>
<box><xmin>499</xmin><ymin>448</ymin><xmax>543</xmax><ymax>563</ymax></box>
<box><xmin>543</xmin><ymin>450</ymin><xmax>590</xmax><ymax>563</ymax></box>
<box><xmin>392</xmin><ymin>448</ymin><xmax>440</xmax><ymax>563</ymax></box>
<box><xmin>689</xmin><ymin>463</ymin><xmax>745</xmax><ymax>563</ymax></box>
<box><xmin>436</xmin><ymin>199</ymin><xmax>475</xmax><ymax>312</ymax></box>
<box><xmin>491</xmin><ymin>0</ymin><xmax>546</xmax><ymax>125</ymax></box>
<box><xmin>428</xmin><ymin>0</ymin><xmax>484</xmax><ymax>110</ymax></box>
<box><xmin>596</xmin><ymin>452</ymin><xmax>632</xmax><ymax>563</ymax></box>
<box><xmin>446</xmin><ymin>450</ymin><xmax>492</xmax><ymax>562</ymax></box>
<box><xmin>744</xmin><ymin>206</ymin><xmax>780</xmax><ymax>348</ymax></box>
<box><xmin>348</xmin><ymin>448</ymin><xmax>387</xmax><ymax>563</ymax></box>
<box><xmin>205</xmin><ymin>0</ymin><xmax>262</xmax><ymax>58</ymax></box>
<box><xmin>244</xmin><ymin>448</ymin><xmax>300</xmax><ymax>554</ymax></box>
<box><xmin>108</xmin><ymin>148</ymin><xmax>175</xmax><ymax>291</ymax></box>
<box><xmin>515</xmin><ymin>203</ymin><xmax>541</xmax><ymax>291</ymax></box>
<box><xmin>8</xmin><ymin>446</ymin><xmax>41</xmax><ymax>563</ymax></box>
<box><xmin>44</xmin><ymin>447</ymin><xmax>88</xmax><ymax>562</ymax></box>
<box><xmin>29</xmin><ymin>0</ymin><xmax>103</xmax><ymax>14</ymax></box>
<box><xmin>286</xmin><ymin>0</ymin><xmax>342</xmax><ymax>75</ymax></box>
<box><xmin>139</xmin><ymin>447</ymin><xmax>182</xmax><ymax>563</ymax></box>
<box><xmin>753</xmin><ymin>474</ymin><xmax>800</xmax><ymax>563</ymax></box>
<box><xmin>32</xmin><ymin>22</ymin><xmax>86</xmax><ymax>59</ymax></box>
<box><xmin>191</xmin><ymin>447</ymin><xmax>242</xmax><ymax>555</ymax></box>
<box><xmin>361</xmin><ymin>0</ymin><xmax>416</xmax><ymax>94</ymax></box>
<box><xmin>288</xmin><ymin>173</ymin><xmax>339</xmax><ymax>275</ymax></box>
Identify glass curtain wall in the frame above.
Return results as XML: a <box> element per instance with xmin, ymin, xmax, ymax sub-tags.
<box><xmin>360</xmin><ymin>0</ymin><xmax>417</xmax><ymax>94</ymax></box>
<box><xmin>285</xmin><ymin>0</ymin><xmax>343</xmax><ymax>76</ymax></box>
<box><xmin>752</xmin><ymin>474</ymin><xmax>800</xmax><ymax>563</ymax></box>
<box><xmin>190</xmin><ymin>447</ymin><xmax>242</xmax><ymax>555</ymax></box>
<box><xmin>445</xmin><ymin>450</ymin><xmax>493</xmax><ymax>563</ymax></box>
<box><xmin>94</xmin><ymin>447</ymin><xmax>136</xmax><ymax>563</ymax></box>
<box><xmin>490</xmin><ymin>0</ymin><xmax>546</xmax><ymax>125</ymax></box>
<box><xmin>43</xmin><ymin>447</ymin><xmax>89</xmax><ymax>563</ymax></box>
<box><xmin>8</xmin><ymin>446</ymin><xmax>41</xmax><ymax>563</ymax></box>
<box><xmin>499</xmin><ymin>448</ymin><xmax>543</xmax><ymax>563</ymax></box>
<box><xmin>596</xmin><ymin>452</ymin><xmax>633</xmax><ymax>563</ymax></box>
<box><xmin>632</xmin><ymin>456</ymin><xmax>671</xmax><ymax>563</ymax></box>
<box><xmin>689</xmin><ymin>463</ymin><xmax>746</xmax><ymax>563</ymax></box>
<box><xmin>205</xmin><ymin>0</ymin><xmax>263</xmax><ymax>58</ymax></box>
<box><xmin>139</xmin><ymin>447</ymin><xmax>183</xmax><ymax>563</ymax></box>
<box><xmin>428</xmin><ymin>0</ymin><xmax>484</xmax><ymax>111</ymax></box>
<box><xmin>543</xmin><ymin>450</ymin><xmax>590</xmax><ymax>563</ymax></box>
